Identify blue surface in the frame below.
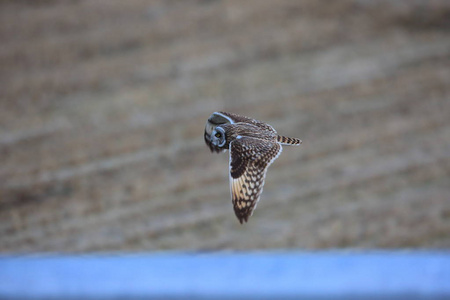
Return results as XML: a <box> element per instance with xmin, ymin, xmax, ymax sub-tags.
<box><xmin>1</xmin><ymin>252</ymin><xmax>449</xmax><ymax>299</ymax></box>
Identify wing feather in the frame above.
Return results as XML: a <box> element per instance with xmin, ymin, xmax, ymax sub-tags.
<box><xmin>229</xmin><ymin>137</ymin><xmax>282</xmax><ymax>223</ymax></box>
<box><xmin>218</xmin><ymin>111</ymin><xmax>277</xmax><ymax>134</ymax></box>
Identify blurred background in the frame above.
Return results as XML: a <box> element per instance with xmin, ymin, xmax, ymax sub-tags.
<box><xmin>1</xmin><ymin>0</ymin><xmax>449</xmax><ymax>252</ymax></box>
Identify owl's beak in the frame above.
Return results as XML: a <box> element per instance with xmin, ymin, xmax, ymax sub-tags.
<box><xmin>204</xmin><ymin>132</ymin><xmax>223</xmax><ymax>153</ymax></box>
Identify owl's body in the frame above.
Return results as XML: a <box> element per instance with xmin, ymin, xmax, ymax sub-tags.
<box><xmin>204</xmin><ymin>111</ymin><xmax>302</xmax><ymax>224</ymax></box>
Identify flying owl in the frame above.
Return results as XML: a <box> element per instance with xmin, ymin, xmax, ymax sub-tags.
<box><xmin>204</xmin><ymin>111</ymin><xmax>302</xmax><ymax>224</ymax></box>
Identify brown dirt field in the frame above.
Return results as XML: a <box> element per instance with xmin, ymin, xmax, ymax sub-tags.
<box><xmin>1</xmin><ymin>0</ymin><xmax>450</xmax><ymax>252</ymax></box>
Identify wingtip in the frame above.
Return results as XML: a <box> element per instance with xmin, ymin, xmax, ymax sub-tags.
<box><xmin>237</xmin><ymin>215</ymin><xmax>249</xmax><ymax>224</ymax></box>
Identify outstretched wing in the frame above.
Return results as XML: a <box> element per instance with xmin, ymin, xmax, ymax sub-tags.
<box><xmin>229</xmin><ymin>137</ymin><xmax>282</xmax><ymax>224</ymax></box>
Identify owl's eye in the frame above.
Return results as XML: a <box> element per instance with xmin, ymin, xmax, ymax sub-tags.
<box><xmin>215</xmin><ymin>132</ymin><xmax>222</xmax><ymax>138</ymax></box>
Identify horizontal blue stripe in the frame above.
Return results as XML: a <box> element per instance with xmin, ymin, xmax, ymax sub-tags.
<box><xmin>1</xmin><ymin>252</ymin><xmax>449</xmax><ymax>299</ymax></box>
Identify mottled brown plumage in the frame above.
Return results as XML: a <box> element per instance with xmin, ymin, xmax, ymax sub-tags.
<box><xmin>204</xmin><ymin>111</ymin><xmax>302</xmax><ymax>223</ymax></box>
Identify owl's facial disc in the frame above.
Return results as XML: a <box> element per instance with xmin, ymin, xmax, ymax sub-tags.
<box><xmin>211</xmin><ymin>127</ymin><xmax>226</xmax><ymax>148</ymax></box>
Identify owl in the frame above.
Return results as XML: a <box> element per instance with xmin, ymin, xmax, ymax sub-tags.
<box><xmin>204</xmin><ymin>111</ymin><xmax>302</xmax><ymax>224</ymax></box>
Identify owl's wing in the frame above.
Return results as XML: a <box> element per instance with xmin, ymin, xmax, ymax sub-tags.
<box><xmin>229</xmin><ymin>137</ymin><xmax>282</xmax><ymax>224</ymax></box>
<box><xmin>218</xmin><ymin>111</ymin><xmax>277</xmax><ymax>134</ymax></box>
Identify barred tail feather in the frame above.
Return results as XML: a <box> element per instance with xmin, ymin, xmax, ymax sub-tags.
<box><xmin>277</xmin><ymin>135</ymin><xmax>302</xmax><ymax>146</ymax></box>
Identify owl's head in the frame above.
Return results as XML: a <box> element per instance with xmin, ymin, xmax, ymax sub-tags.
<box><xmin>204</xmin><ymin>112</ymin><xmax>233</xmax><ymax>152</ymax></box>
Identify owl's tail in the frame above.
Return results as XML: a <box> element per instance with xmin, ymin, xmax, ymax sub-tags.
<box><xmin>277</xmin><ymin>135</ymin><xmax>302</xmax><ymax>146</ymax></box>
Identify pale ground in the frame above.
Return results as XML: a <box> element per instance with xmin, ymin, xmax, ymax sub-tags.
<box><xmin>1</xmin><ymin>0</ymin><xmax>449</xmax><ymax>252</ymax></box>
